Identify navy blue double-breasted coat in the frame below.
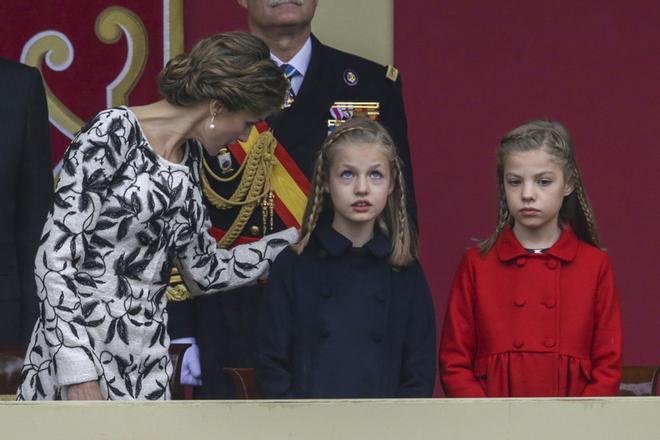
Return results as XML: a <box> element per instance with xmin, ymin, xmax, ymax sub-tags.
<box><xmin>255</xmin><ymin>222</ymin><xmax>436</xmax><ymax>398</ymax></box>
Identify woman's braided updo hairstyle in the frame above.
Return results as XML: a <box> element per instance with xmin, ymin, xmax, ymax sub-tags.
<box><xmin>480</xmin><ymin>119</ymin><xmax>599</xmax><ymax>254</ymax></box>
<box><xmin>157</xmin><ymin>31</ymin><xmax>288</xmax><ymax>115</ymax></box>
<box><xmin>292</xmin><ymin>117</ymin><xmax>418</xmax><ymax>267</ymax></box>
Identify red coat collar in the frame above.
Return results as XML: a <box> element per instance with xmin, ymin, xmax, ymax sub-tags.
<box><xmin>495</xmin><ymin>225</ymin><xmax>579</xmax><ymax>262</ymax></box>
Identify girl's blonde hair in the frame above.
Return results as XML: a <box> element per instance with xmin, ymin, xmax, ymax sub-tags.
<box><xmin>157</xmin><ymin>31</ymin><xmax>288</xmax><ymax>115</ymax></box>
<box><xmin>291</xmin><ymin>117</ymin><xmax>418</xmax><ymax>267</ymax></box>
<box><xmin>480</xmin><ymin>119</ymin><xmax>599</xmax><ymax>254</ymax></box>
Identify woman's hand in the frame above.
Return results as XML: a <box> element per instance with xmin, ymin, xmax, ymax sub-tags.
<box><xmin>67</xmin><ymin>380</ymin><xmax>104</xmax><ymax>400</ymax></box>
<box><xmin>282</xmin><ymin>226</ymin><xmax>300</xmax><ymax>244</ymax></box>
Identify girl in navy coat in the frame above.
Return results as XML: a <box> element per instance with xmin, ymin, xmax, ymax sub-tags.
<box><xmin>255</xmin><ymin>118</ymin><xmax>436</xmax><ymax>398</ymax></box>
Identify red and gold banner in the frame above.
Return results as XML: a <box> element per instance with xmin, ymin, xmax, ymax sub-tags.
<box><xmin>0</xmin><ymin>1</ymin><xmax>183</xmax><ymax>167</ymax></box>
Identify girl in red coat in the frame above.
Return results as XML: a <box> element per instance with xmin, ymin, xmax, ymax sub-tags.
<box><xmin>439</xmin><ymin>120</ymin><xmax>622</xmax><ymax>397</ymax></box>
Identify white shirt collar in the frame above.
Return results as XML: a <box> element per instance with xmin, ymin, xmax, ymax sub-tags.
<box><xmin>270</xmin><ymin>36</ymin><xmax>312</xmax><ymax>78</ymax></box>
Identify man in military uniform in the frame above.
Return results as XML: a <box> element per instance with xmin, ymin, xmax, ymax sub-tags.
<box><xmin>168</xmin><ymin>0</ymin><xmax>417</xmax><ymax>397</ymax></box>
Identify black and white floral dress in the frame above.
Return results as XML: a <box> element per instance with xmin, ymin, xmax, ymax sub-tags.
<box><xmin>17</xmin><ymin>107</ymin><xmax>294</xmax><ymax>400</ymax></box>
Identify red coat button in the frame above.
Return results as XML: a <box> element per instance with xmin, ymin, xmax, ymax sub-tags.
<box><xmin>543</xmin><ymin>338</ymin><xmax>556</xmax><ymax>347</ymax></box>
<box><xmin>513</xmin><ymin>339</ymin><xmax>524</xmax><ymax>348</ymax></box>
<box><xmin>516</xmin><ymin>257</ymin><xmax>527</xmax><ymax>267</ymax></box>
<box><xmin>544</xmin><ymin>299</ymin><xmax>556</xmax><ymax>308</ymax></box>
<box><xmin>514</xmin><ymin>297</ymin><xmax>526</xmax><ymax>307</ymax></box>
<box><xmin>546</xmin><ymin>259</ymin><xmax>558</xmax><ymax>270</ymax></box>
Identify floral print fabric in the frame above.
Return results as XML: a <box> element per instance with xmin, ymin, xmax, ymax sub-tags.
<box><xmin>18</xmin><ymin>107</ymin><xmax>292</xmax><ymax>400</ymax></box>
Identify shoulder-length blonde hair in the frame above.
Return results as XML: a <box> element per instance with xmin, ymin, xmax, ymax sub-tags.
<box><xmin>291</xmin><ymin>117</ymin><xmax>418</xmax><ymax>267</ymax></box>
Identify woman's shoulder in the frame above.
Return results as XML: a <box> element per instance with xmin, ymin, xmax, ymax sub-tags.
<box><xmin>72</xmin><ymin>106</ymin><xmax>142</xmax><ymax>150</ymax></box>
<box><xmin>61</xmin><ymin>107</ymin><xmax>141</xmax><ymax>174</ymax></box>
<box><xmin>78</xmin><ymin>106</ymin><xmax>134</xmax><ymax>132</ymax></box>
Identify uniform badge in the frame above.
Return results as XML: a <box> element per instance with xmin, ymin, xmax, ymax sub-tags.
<box><xmin>282</xmin><ymin>88</ymin><xmax>295</xmax><ymax>109</ymax></box>
<box><xmin>217</xmin><ymin>148</ymin><xmax>233</xmax><ymax>174</ymax></box>
<box><xmin>327</xmin><ymin>102</ymin><xmax>380</xmax><ymax>134</ymax></box>
<box><xmin>385</xmin><ymin>65</ymin><xmax>399</xmax><ymax>82</ymax></box>
<box><xmin>343</xmin><ymin>69</ymin><xmax>359</xmax><ymax>86</ymax></box>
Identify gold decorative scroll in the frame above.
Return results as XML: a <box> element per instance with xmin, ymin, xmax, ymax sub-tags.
<box><xmin>95</xmin><ymin>6</ymin><xmax>148</xmax><ymax>107</ymax></box>
<box><xmin>22</xmin><ymin>31</ymin><xmax>84</xmax><ymax>138</ymax></box>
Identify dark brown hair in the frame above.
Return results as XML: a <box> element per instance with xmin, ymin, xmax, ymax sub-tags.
<box><xmin>157</xmin><ymin>32</ymin><xmax>288</xmax><ymax>115</ymax></box>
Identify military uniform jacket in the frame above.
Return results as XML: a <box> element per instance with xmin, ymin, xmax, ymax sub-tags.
<box><xmin>17</xmin><ymin>108</ymin><xmax>292</xmax><ymax>400</ymax></box>
<box><xmin>255</xmin><ymin>221</ymin><xmax>436</xmax><ymax>398</ymax></box>
<box><xmin>203</xmin><ymin>34</ymin><xmax>417</xmax><ymax>239</ymax></box>
<box><xmin>439</xmin><ymin>226</ymin><xmax>623</xmax><ymax>397</ymax></box>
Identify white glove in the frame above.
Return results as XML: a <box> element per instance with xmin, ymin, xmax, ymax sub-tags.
<box><xmin>172</xmin><ymin>337</ymin><xmax>202</xmax><ymax>386</ymax></box>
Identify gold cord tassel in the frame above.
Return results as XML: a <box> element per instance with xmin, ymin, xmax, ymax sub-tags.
<box><xmin>166</xmin><ymin>267</ymin><xmax>191</xmax><ymax>301</ymax></box>
<box><xmin>202</xmin><ymin>130</ymin><xmax>278</xmax><ymax>248</ymax></box>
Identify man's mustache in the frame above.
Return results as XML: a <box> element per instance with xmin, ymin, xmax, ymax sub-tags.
<box><xmin>268</xmin><ymin>0</ymin><xmax>305</xmax><ymax>6</ymax></box>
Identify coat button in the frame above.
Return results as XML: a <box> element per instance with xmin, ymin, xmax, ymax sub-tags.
<box><xmin>546</xmin><ymin>259</ymin><xmax>558</xmax><ymax>270</ymax></box>
<box><xmin>321</xmin><ymin>289</ymin><xmax>332</xmax><ymax>298</ymax></box>
<box><xmin>514</xmin><ymin>297</ymin><xmax>526</xmax><ymax>307</ymax></box>
<box><xmin>317</xmin><ymin>249</ymin><xmax>328</xmax><ymax>258</ymax></box>
<box><xmin>543</xmin><ymin>337</ymin><xmax>556</xmax><ymax>348</ymax></box>
<box><xmin>319</xmin><ymin>328</ymin><xmax>331</xmax><ymax>338</ymax></box>
<box><xmin>371</xmin><ymin>332</ymin><xmax>384</xmax><ymax>343</ymax></box>
<box><xmin>543</xmin><ymin>298</ymin><xmax>556</xmax><ymax>308</ymax></box>
<box><xmin>249</xmin><ymin>225</ymin><xmax>261</xmax><ymax>236</ymax></box>
<box><xmin>513</xmin><ymin>339</ymin><xmax>524</xmax><ymax>348</ymax></box>
<box><xmin>516</xmin><ymin>257</ymin><xmax>527</xmax><ymax>267</ymax></box>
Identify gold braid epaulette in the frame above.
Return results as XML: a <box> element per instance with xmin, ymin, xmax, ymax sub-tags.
<box><xmin>202</xmin><ymin>130</ymin><xmax>277</xmax><ymax>248</ymax></box>
<box><xmin>166</xmin><ymin>131</ymin><xmax>278</xmax><ymax>302</ymax></box>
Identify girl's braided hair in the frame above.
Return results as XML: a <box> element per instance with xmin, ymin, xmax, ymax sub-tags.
<box><xmin>480</xmin><ymin>119</ymin><xmax>599</xmax><ymax>254</ymax></box>
<box><xmin>292</xmin><ymin>117</ymin><xmax>418</xmax><ymax>267</ymax></box>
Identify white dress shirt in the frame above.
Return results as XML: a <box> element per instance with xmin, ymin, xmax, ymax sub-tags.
<box><xmin>270</xmin><ymin>36</ymin><xmax>312</xmax><ymax>95</ymax></box>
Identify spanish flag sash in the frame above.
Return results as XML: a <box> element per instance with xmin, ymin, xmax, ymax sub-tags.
<box><xmin>223</xmin><ymin>121</ymin><xmax>310</xmax><ymax>232</ymax></box>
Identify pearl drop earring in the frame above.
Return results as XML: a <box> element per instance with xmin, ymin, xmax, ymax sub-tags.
<box><xmin>209</xmin><ymin>112</ymin><xmax>217</xmax><ymax>129</ymax></box>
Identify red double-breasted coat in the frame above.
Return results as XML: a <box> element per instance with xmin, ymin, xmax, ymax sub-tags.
<box><xmin>439</xmin><ymin>226</ymin><xmax>622</xmax><ymax>397</ymax></box>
